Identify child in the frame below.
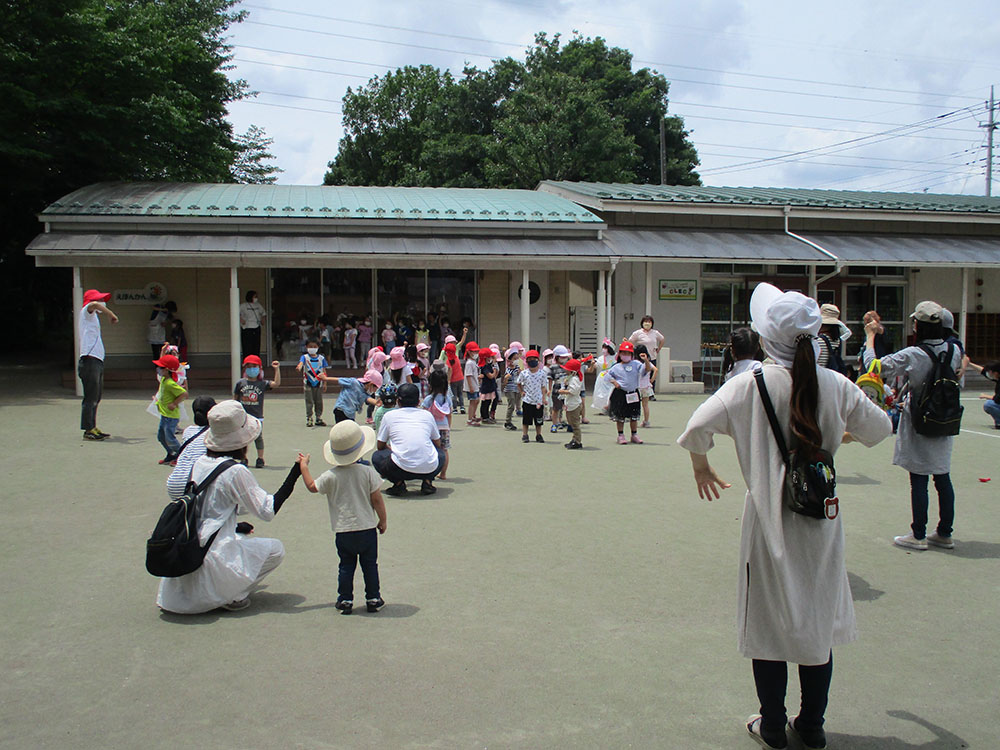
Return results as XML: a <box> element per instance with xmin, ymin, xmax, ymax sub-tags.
<box><xmin>381</xmin><ymin>319</ymin><xmax>396</xmax><ymax>350</ymax></box>
<box><xmin>357</xmin><ymin>317</ymin><xmax>373</xmax><ymax>365</ymax></box>
<box><xmin>591</xmin><ymin>339</ymin><xmax>616</xmax><ymax>415</ymax></box>
<box><xmin>501</xmin><ymin>348</ymin><xmax>522</xmax><ymax>430</ymax></box>
<box><xmin>442</xmin><ymin>341</ymin><xmax>466</xmax><ymax>414</ymax></box>
<box><xmin>298</xmin><ymin>421</ymin><xmax>387</xmax><ymax>615</ymax></box>
<box><xmin>296</xmin><ymin>339</ymin><xmax>329</xmax><ymax>427</ymax></box>
<box><xmin>234</xmin><ymin>355</ymin><xmax>281</xmax><ymax>467</ymax></box>
<box><xmin>576</xmin><ymin>351</ymin><xmax>593</xmax><ymax>425</ymax></box>
<box><xmin>373</xmin><ymin>382</ymin><xmax>398</xmax><ymax>433</ymax></box>
<box><xmin>478</xmin><ymin>348</ymin><xmax>499</xmax><ymax>424</ymax></box>
<box><xmin>967</xmin><ymin>360</ymin><xmax>1000</xmax><ymax>428</ymax></box>
<box><xmin>322</xmin><ymin>369</ymin><xmax>383</xmax><ymax>424</ymax></box>
<box><xmin>387</xmin><ymin>346</ymin><xmax>412</xmax><ymax>386</ymax></box>
<box><xmin>422</xmin><ymin>368</ymin><xmax>452</xmax><ymax>479</ymax></box>
<box><xmin>559</xmin><ymin>358</ymin><xmax>584</xmax><ymax>449</ymax></box>
<box><xmin>634</xmin><ymin>344</ymin><xmax>659</xmax><ymax>428</ymax></box>
<box><xmin>722</xmin><ymin>327</ymin><xmax>764</xmax><ymax>382</ymax></box>
<box><xmin>464</xmin><ymin>341</ymin><xmax>481</xmax><ymax>425</ymax></box>
<box><xmin>607</xmin><ymin>340</ymin><xmax>651</xmax><ymax>445</ymax></box>
<box><xmin>517</xmin><ymin>349</ymin><xmax>549</xmax><ymax>443</ymax></box>
<box><xmin>414</xmin><ymin>319</ymin><xmax>430</xmax><ymax>348</ymax></box>
<box><xmin>541</xmin><ymin>349</ymin><xmax>555</xmax><ymax>423</ymax></box>
<box><xmin>549</xmin><ymin>345</ymin><xmax>571</xmax><ymax>432</ymax></box>
<box><xmin>152</xmin><ymin>353</ymin><xmax>187</xmax><ymax>464</ymax></box>
<box><xmin>415</xmin><ymin>342</ymin><xmax>431</xmax><ymax>398</ymax></box>
<box><xmin>343</xmin><ymin>319</ymin><xmax>358</xmax><ymax>369</ymax></box>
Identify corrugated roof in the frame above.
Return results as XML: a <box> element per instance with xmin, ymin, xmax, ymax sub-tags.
<box><xmin>541</xmin><ymin>181</ymin><xmax>1000</xmax><ymax>214</ymax></box>
<box><xmin>604</xmin><ymin>229</ymin><xmax>828</xmax><ymax>263</ymax></box>
<box><xmin>42</xmin><ymin>182</ymin><xmax>602</xmax><ymax>223</ymax></box>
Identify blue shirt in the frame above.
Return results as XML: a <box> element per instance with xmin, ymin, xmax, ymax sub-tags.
<box><xmin>335</xmin><ymin>378</ymin><xmax>369</xmax><ymax>416</ymax></box>
<box><xmin>607</xmin><ymin>360</ymin><xmax>646</xmax><ymax>392</ymax></box>
<box><xmin>299</xmin><ymin>353</ymin><xmax>329</xmax><ymax>387</ymax></box>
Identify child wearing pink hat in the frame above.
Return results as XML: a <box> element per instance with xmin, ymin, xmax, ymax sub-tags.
<box><xmin>387</xmin><ymin>346</ymin><xmax>412</xmax><ymax>386</ymax></box>
<box><xmin>321</xmin><ymin>369</ymin><xmax>383</xmax><ymax>424</ymax></box>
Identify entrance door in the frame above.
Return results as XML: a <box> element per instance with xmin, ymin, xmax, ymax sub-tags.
<box><xmin>509</xmin><ymin>271</ymin><xmax>548</xmax><ymax>349</ymax></box>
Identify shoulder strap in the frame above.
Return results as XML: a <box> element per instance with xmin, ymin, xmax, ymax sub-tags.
<box><xmin>754</xmin><ymin>370</ymin><xmax>791</xmax><ymax>466</ymax></box>
<box><xmin>192</xmin><ymin>458</ymin><xmax>237</xmax><ymax>495</ymax></box>
<box><xmin>177</xmin><ymin>426</ymin><xmax>209</xmax><ymax>456</ymax></box>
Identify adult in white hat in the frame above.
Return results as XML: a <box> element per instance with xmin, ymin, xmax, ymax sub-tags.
<box><xmin>678</xmin><ymin>283</ymin><xmax>891</xmax><ymax>749</ymax></box>
<box><xmin>862</xmin><ymin>300</ymin><xmax>964</xmax><ymax>552</ymax></box>
<box><xmin>156</xmin><ymin>401</ymin><xmax>302</xmax><ymax>614</ymax></box>
<box><xmin>816</xmin><ymin>303</ymin><xmax>850</xmax><ymax>376</ymax></box>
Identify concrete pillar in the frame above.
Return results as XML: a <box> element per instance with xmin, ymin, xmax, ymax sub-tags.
<box><xmin>597</xmin><ymin>270</ymin><xmax>606</xmax><ymax>347</ymax></box>
<box><xmin>73</xmin><ymin>267</ymin><xmax>83</xmax><ymax>396</ymax></box>
<box><xmin>521</xmin><ymin>269</ymin><xmax>530</xmax><ymax>347</ymax></box>
<box><xmin>230</xmin><ymin>267</ymin><xmax>241</xmax><ymax>385</ymax></box>
<box><xmin>645</xmin><ymin>262</ymin><xmax>653</xmax><ymax>314</ymax></box>
<box><xmin>960</xmin><ymin>267</ymin><xmax>969</xmax><ymax>343</ymax></box>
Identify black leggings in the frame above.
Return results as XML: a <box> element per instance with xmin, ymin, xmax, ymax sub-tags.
<box><xmin>752</xmin><ymin>654</ymin><xmax>833</xmax><ymax>742</ymax></box>
<box><xmin>480</xmin><ymin>397</ymin><xmax>498</xmax><ymax>419</ymax></box>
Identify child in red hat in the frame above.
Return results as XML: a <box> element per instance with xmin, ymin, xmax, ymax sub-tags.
<box><xmin>607</xmin><ymin>340</ymin><xmax>652</xmax><ymax>445</ymax></box>
<box><xmin>463</xmin><ymin>341</ymin><xmax>481</xmax><ymax>426</ymax></box>
<box><xmin>559</xmin><ymin>358</ymin><xmax>584</xmax><ymax>449</ymax></box>
<box><xmin>152</xmin><ymin>353</ymin><xmax>187</xmax><ymax>464</ymax></box>
<box><xmin>234</xmin><ymin>355</ymin><xmax>281</xmax><ymax>467</ymax></box>
<box><xmin>516</xmin><ymin>350</ymin><xmax>549</xmax><ymax>443</ymax></box>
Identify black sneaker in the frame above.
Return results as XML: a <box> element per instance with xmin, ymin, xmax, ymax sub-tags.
<box><xmin>535</xmin><ymin>434</ymin><xmax>545</xmax><ymax>443</ymax></box>
<box><xmin>315</xmin><ymin>419</ymin><xmax>326</xmax><ymax>427</ymax></box>
<box><xmin>94</xmin><ymin>428</ymin><xmax>112</xmax><ymax>439</ymax></box>
<box><xmin>385</xmin><ymin>481</ymin><xmax>407</xmax><ymax>496</ymax></box>
<box><xmin>83</xmin><ymin>429</ymin><xmax>108</xmax><ymax>441</ymax></box>
<box><xmin>458</xmin><ymin>406</ymin><xmax>466</xmax><ymax>414</ymax></box>
<box><xmin>420</xmin><ymin>479</ymin><xmax>437</xmax><ymax>495</ymax></box>
<box><xmin>504</xmin><ymin>422</ymin><xmax>516</xmax><ymax>431</ymax></box>
<box><xmin>366</xmin><ymin>597</ymin><xmax>385</xmax><ymax>612</ymax></box>
<box><xmin>521</xmin><ymin>434</ymin><xmax>530</xmax><ymax>443</ymax></box>
<box><xmin>335</xmin><ymin>600</ymin><xmax>353</xmax><ymax>615</ymax></box>
<box><xmin>306</xmin><ymin>417</ymin><xmax>313</xmax><ymax>427</ymax></box>
<box><xmin>255</xmin><ymin>458</ymin><xmax>265</xmax><ymax>468</ymax></box>
<box><xmin>565</xmin><ymin>441</ymin><xmax>582</xmax><ymax>449</ymax></box>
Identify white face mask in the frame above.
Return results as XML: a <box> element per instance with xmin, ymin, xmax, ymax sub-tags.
<box><xmin>642</xmin><ymin>322</ymin><xmax>652</xmax><ymax>330</ymax></box>
<box><xmin>620</xmin><ymin>354</ymin><xmax>632</xmax><ymax>363</ymax></box>
<box><xmin>307</xmin><ymin>347</ymin><xmax>318</xmax><ymax>355</ymax></box>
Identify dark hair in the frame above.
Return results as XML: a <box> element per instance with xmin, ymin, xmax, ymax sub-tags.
<box><xmin>724</xmin><ymin>327</ymin><xmax>761</xmax><ymax>375</ymax></box>
<box><xmin>428</xmin><ymin>368</ymin><xmax>449</xmax><ymax>396</ymax></box>
<box><xmin>165</xmin><ymin>301</ymin><xmax>177</xmax><ymax>314</ymax></box>
<box><xmin>405</xmin><ymin>345</ymin><xmax>418</xmax><ymax>363</ymax></box>
<box><xmin>634</xmin><ymin>343</ymin><xmax>649</xmax><ymax>357</ymax></box>
<box><xmin>390</xmin><ymin>367</ymin><xmax>404</xmax><ymax>384</ymax></box>
<box><xmin>983</xmin><ymin>361</ymin><xmax>1000</xmax><ymax>375</ymax></box>
<box><xmin>641</xmin><ymin>315</ymin><xmax>654</xmax><ymax>326</ymax></box>
<box><xmin>915</xmin><ymin>320</ymin><xmax>943</xmax><ymax>341</ymax></box>
<box><xmin>790</xmin><ymin>334</ymin><xmax>822</xmax><ymax>457</ymax></box>
<box><xmin>191</xmin><ymin>396</ymin><xmax>216</xmax><ymax>426</ymax></box>
<box><xmin>172</xmin><ymin>318</ymin><xmax>184</xmax><ymax>329</ymax></box>
<box><xmin>602</xmin><ymin>342</ymin><xmax>616</xmax><ymax>356</ymax></box>
<box><xmin>306</xmin><ymin>338</ymin><xmax>318</xmax><ymax>346</ymax></box>
<box><xmin>245</xmin><ymin>290</ymin><xmax>257</xmax><ymax>303</ymax></box>
<box><xmin>398</xmin><ymin>383</ymin><xmax>420</xmax><ymax>407</ymax></box>
<box><xmin>206</xmin><ymin>446</ymin><xmax>247</xmax><ymax>461</ymax></box>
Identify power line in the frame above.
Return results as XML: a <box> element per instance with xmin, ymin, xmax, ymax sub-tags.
<box><xmin>236</xmin><ymin>99</ymin><xmax>341</xmax><ymax>116</ymax></box>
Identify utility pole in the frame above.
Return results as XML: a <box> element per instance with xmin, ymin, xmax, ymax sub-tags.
<box><xmin>659</xmin><ymin>117</ymin><xmax>667</xmax><ymax>185</ymax></box>
<box><xmin>987</xmin><ymin>86</ymin><xmax>995</xmax><ymax>197</ymax></box>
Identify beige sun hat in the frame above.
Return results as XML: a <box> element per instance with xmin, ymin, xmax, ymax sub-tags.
<box><xmin>819</xmin><ymin>304</ymin><xmax>842</xmax><ymax>325</ymax></box>
<box><xmin>323</xmin><ymin>420</ymin><xmax>377</xmax><ymax>466</ymax></box>
<box><xmin>203</xmin><ymin>400</ymin><xmax>261</xmax><ymax>452</ymax></box>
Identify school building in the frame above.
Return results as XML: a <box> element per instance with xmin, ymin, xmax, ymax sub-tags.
<box><xmin>26</xmin><ymin>181</ymin><xmax>1000</xmax><ymax>391</ymax></box>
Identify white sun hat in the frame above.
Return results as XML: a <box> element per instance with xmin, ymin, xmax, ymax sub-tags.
<box><xmin>323</xmin><ymin>420</ymin><xmax>377</xmax><ymax>466</ymax></box>
<box><xmin>203</xmin><ymin>400</ymin><xmax>262</xmax><ymax>452</ymax></box>
<box><xmin>750</xmin><ymin>283</ymin><xmax>822</xmax><ymax>367</ymax></box>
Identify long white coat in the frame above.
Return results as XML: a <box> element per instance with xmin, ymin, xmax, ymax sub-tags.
<box><xmin>678</xmin><ymin>365</ymin><xmax>892</xmax><ymax>665</ymax></box>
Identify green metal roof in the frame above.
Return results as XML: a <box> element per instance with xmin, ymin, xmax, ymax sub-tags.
<box><xmin>42</xmin><ymin>182</ymin><xmax>602</xmax><ymax>223</ymax></box>
<box><xmin>540</xmin><ymin>181</ymin><xmax>1000</xmax><ymax>214</ymax></box>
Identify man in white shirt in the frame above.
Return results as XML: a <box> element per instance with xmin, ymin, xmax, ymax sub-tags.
<box><xmin>78</xmin><ymin>289</ymin><xmax>118</xmax><ymax>440</ymax></box>
<box><xmin>372</xmin><ymin>384</ymin><xmax>444</xmax><ymax>496</ymax></box>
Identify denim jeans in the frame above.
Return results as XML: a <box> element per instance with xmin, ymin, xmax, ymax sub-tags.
<box><xmin>909</xmin><ymin>472</ymin><xmax>955</xmax><ymax>539</ymax></box>
<box><xmin>335</xmin><ymin>528</ymin><xmax>380</xmax><ymax>602</ymax></box>
<box><xmin>157</xmin><ymin>415</ymin><xmax>181</xmax><ymax>457</ymax></box>
<box><xmin>78</xmin><ymin>356</ymin><xmax>104</xmax><ymax>431</ymax></box>
<box><xmin>984</xmin><ymin>399</ymin><xmax>1000</xmax><ymax>428</ymax></box>
<box><xmin>753</xmin><ymin>654</ymin><xmax>833</xmax><ymax>743</ymax></box>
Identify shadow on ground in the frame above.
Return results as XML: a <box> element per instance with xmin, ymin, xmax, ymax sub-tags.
<box><xmin>159</xmin><ymin>591</ymin><xmax>420</xmax><ymax>623</ymax></box>
<box><xmin>827</xmin><ymin>710</ymin><xmax>966</xmax><ymax>748</ymax></box>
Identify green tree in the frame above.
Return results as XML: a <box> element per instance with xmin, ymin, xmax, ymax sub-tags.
<box><xmin>0</xmin><ymin>0</ymin><xmax>249</xmax><ymax>350</ymax></box>
<box><xmin>231</xmin><ymin>124</ymin><xmax>283</xmax><ymax>184</ymax></box>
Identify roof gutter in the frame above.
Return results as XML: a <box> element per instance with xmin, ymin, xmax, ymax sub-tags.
<box><xmin>783</xmin><ymin>207</ymin><xmax>842</xmax><ymax>292</ymax></box>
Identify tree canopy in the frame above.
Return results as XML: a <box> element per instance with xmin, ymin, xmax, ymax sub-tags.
<box><xmin>0</xmin><ymin>0</ymin><xmax>274</xmax><ymax>347</ymax></box>
<box><xmin>325</xmin><ymin>33</ymin><xmax>701</xmax><ymax>189</ymax></box>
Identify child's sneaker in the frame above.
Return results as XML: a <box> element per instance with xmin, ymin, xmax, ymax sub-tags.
<box><xmin>83</xmin><ymin>429</ymin><xmax>108</xmax><ymax>441</ymax></box>
<box><xmin>366</xmin><ymin>597</ymin><xmax>385</xmax><ymax>612</ymax></box>
<box><xmin>255</xmin><ymin>458</ymin><xmax>265</xmax><ymax>469</ymax></box>
<box><xmin>550</xmin><ymin>425</ymin><xmax>558</xmax><ymax>433</ymax></box>
<box><xmin>315</xmin><ymin>419</ymin><xmax>326</xmax><ymax>427</ymax></box>
<box><xmin>535</xmin><ymin>434</ymin><xmax>545</xmax><ymax>443</ymax></box>
<box><xmin>306</xmin><ymin>417</ymin><xmax>314</xmax><ymax>427</ymax></box>
<box><xmin>641</xmin><ymin>420</ymin><xmax>651</xmax><ymax>428</ymax></box>
<box><xmin>617</xmin><ymin>434</ymin><xmax>628</xmax><ymax>445</ymax></box>
<box><xmin>565</xmin><ymin>441</ymin><xmax>582</xmax><ymax>450</ymax></box>
<box><xmin>504</xmin><ymin>422</ymin><xmax>516</xmax><ymax>431</ymax></box>
<box><xmin>630</xmin><ymin>434</ymin><xmax>644</xmax><ymax>444</ymax></box>
<box><xmin>522</xmin><ymin>434</ymin><xmax>530</xmax><ymax>443</ymax></box>
<box><xmin>335</xmin><ymin>600</ymin><xmax>353</xmax><ymax>615</ymax></box>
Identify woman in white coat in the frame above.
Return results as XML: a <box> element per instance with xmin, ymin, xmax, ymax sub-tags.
<box><xmin>157</xmin><ymin>400</ymin><xmax>301</xmax><ymax>614</ymax></box>
<box><xmin>678</xmin><ymin>284</ymin><xmax>892</xmax><ymax>750</ymax></box>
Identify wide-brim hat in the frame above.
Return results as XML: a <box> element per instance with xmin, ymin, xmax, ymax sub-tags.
<box><xmin>323</xmin><ymin>421</ymin><xmax>376</xmax><ymax>466</ymax></box>
<box><xmin>508</xmin><ymin>340</ymin><xmax>525</xmax><ymax>353</ymax></box>
<box><xmin>444</xmin><ymin>335</ymin><xmax>458</xmax><ymax>344</ymax></box>
<box><xmin>360</xmin><ymin>369</ymin><xmax>383</xmax><ymax>388</ymax></box>
<box><xmin>819</xmin><ymin>303</ymin><xmax>842</xmax><ymax>325</ymax></box>
<box><xmin>416</xmin><ymin>342</ymin><xmax>430</xmax><ymax>352</ymax></box>
<box><xmin>389</xmin><ymin>346</ymin><xmax>407</xmax><ymax>369</ymax></box>
<box><xmin>83</xmin><ymin>289</ymin><xmax>111</xmax><ymax>305</ymax></box>
<box><xmin>552</xmin><ymin>344</ymin><xmax>571</xmax><ymax>358</ymax></box>
<box><xmin>465</xmin><ymin>341</ymin><xmax>479</xmax><ymax>352</ymax></box>
<box><xmin>750</xmin><ymin>283</ymin><xmax>822</xmax><ymax>344</ymax></box>
<box><xmin>204</xmin><ymin>400</ymin><xmax>262</xmax><ymax>451</ymax></box>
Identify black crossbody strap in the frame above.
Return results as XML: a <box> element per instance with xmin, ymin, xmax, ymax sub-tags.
<box><xmin>192</xmin><ymin>458</ymin><xmax>237</xmax><ymax>495</ymax></box>
<box><xmin>754</xmin><ymin>370</ymin><xmax>791</xmax><ymax>467</ymax></box>
<box><xmin>177</xmin><ymin>426</ymin><xmax>209</xmax><ymax>457</ymax></box>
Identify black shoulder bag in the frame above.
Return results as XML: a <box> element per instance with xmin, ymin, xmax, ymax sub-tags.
<box><xmin>754</xmin><ymin>370</ymin><xmax>840</xmax><ymax>520</ymax></box>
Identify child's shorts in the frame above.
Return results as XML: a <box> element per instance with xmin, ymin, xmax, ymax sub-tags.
<box><xmin>465</xmin><ymin>390</ymin><xmax>480</xmax><ymax>400</ymax></box>
<box><xmin>522</xmin><ymin>402</ymin><xmax>545</xmax><ymax>427</ymax></box>
<box><xmin>438</xmin><ymin>428</ymin><xmax>451</xmax><ymax>450</ymax></box>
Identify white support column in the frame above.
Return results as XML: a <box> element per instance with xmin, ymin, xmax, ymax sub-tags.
<box><xmin>73</xmin><ymin>267</ymin><xmax>84</xmax><ymax>397</ymax></box>
<box><xmin>960</xmin><ymin>267</ymin><xmax>970</xmax><ymax>344</ymax></box>
<box><xmin>230</xmin><ymin>267</ymin><xmax>241</xmax><ymax>385</ymax></box>
<box><xmin>521</xmin><ymin>269</ymin><xmax>531</xmax><ymax>347</ymax></box>
<box><xmin>597</xmin><ymin>270</ymin><xmax>607</xmax><ymax>347</ymax></box>
<box><xmin>645</xmin><ymin>262</ymin><xmax>653</xmax><ymax>314</ymax></box>
<box><xmin>808</xmin><ymin>265</ymin><xmax>818</xmax><ymax>299</ymax></box>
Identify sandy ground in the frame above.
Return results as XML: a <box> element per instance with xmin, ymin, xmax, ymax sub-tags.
<box><xmin>1</xmin><ymin>365</ymin><xmax>997</xmax><ymax>749</ymax></box>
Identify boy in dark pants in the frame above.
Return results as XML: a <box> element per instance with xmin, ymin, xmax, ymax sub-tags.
<box><xmin>299</xmin><ymin>420</ymin><xmax>387</xmax><ymax>615</ymax></box>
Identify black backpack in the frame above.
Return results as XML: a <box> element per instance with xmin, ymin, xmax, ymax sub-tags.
<box><xmin>910</xmin><ymin>343</ymin><xmax>963</xmax><ymax>437</ymax></box>
<box><xmin>818</xmin><ymin>333</ymin><xmax>848</xmax><ymax>376</ymax></box>
<box><xmin>146</xmin><ymin>459</ymin><xmax>236</xmax><ymax>577</ymax></box>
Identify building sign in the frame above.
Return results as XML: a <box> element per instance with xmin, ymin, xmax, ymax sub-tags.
<box><xmin>113</xmin><ymin>282</ymin><xmax>168</xmax><ymax>305</ymax></box>
<box><xmin>659</xmin><ymin>279</ymin><xmax>697</xmax><ymax>300</ymax></box>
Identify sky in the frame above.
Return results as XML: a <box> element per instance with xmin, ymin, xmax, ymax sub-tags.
<box><xmin>223</xmin><ymin>0</ymin><xmax>1000</xmax><ymax>194</ymax></box>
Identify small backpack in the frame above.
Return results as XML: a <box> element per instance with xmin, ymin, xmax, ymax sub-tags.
<box><xmin>910</xmin><ymin>343</ymin><xmax>963</xmax><ymax>437</ymax></box>
<box><xmin>145</xmin><ymin>459</ymin><xmax>236</xmax><ymax>577</ymax></box>
<box><xmin>856</xmin><ymin>360</ymin><xmax>889</xmax><ymax>411</ymax></box>
<box><xmin>818</xmin><ymin>333</ymin><xmax>848</xmax><ymax>376</ymax></box>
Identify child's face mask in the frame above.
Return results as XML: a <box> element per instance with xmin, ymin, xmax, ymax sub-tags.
<box><xmin>245</xmin><ymin>366</ymin><xmax>260</xmax><ymax>378</ymax></box>
<box><xmin>526</xmin><ymin>358</ymin><xmax>539</xmax><ymax>368</ymax></box>
<box><xmin>556</xmin><ymin>356</ymin><xmax>568</xmax><ymax>365</ymax></box>
<box><xmin>307</xmin><ymin>347</ymin><xmax>318</xmax><ymax>355</ymax></box>
<box><xmin>620</xmin><ymin>354</ymin><xmax>632</xmax><ymax>363</ymax></box>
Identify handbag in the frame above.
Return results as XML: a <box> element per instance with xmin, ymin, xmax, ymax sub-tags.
<box><xmin>754</xmin><ymin>370</ymin><xmax>840</xmax><ymax>520</ymax></box>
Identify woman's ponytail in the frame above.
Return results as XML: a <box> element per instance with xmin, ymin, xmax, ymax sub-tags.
<box><xmin>790</xmin><ymin>333</ymin><xmax>822</xmax><ymax>456</ymax></box>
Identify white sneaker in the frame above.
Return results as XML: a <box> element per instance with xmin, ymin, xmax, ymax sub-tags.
<box><xmin>927</xmin><ymin>531</ymin><xmax>954</xmax><ymax>549</ymax></box>
<box><xmin>222</xmin><ymin>597</ymin><xmax>251</xmax><ymax>611</ymax></box>
<box><xmin>894</xmin><ymin>533</ymin><xmax>928</xmax><ymax>551</ymax></box>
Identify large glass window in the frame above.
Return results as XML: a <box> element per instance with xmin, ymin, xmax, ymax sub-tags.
<box><xmin>844</xmin><ymin>283</ymin><xmax>905</xmax><ymax>357</ymax></box>
<box><xmin>271</xmin><ymin>269</ymin><xmax>321</xmax><ymax>361</ymax></box>
<box><xmin>428</xmin><ymin>270</ymin><xmax>476</xmax><ymax>339</ymax></box>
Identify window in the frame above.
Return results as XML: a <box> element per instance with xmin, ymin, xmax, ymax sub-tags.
<box><xmin>843</xmin><ymin>283</ymin><xmax>905</xmax><ymax>357</ymax></box>
<box><xmin>701</xmin><ymin>263</ymin><xmax>765</xmax><ymax>275</ymax></box>
<box><xmin>701</xmin><ymin>282</ymin><xmax>753</xmax><ymax>352</ymax></box>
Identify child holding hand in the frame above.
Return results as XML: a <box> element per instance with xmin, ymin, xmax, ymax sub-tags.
<box><xmin>299</xmin><ymin>420</ymin><xmax>387</xmax><ymax>615</ymax></box>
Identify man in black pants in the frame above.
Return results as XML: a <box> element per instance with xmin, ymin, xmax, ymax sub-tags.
<box><xmin>371</xmin><ymin>384</ymin><xmax>444</xmax><ymax>496</ymax></box>
<box><xmin>78</xmin><ymin>289</ymin><xmax>118</xmax><ymax>440</ymax></box>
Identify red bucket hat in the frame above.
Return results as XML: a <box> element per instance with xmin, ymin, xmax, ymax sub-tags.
<box><xmin>83</xmin><ymin>289</ymin><xmax>111</xmax><ymax>305</ymax></box>
<box><xmin>618</xmin><ymin>340</ymin><xmax>634</xmax><ymax>354</ymax></box>
<box><xmin>242</xmin><ymin>355</ymin><xmax>263</xmax><ymax>367</ymax></box>
<box><xmin>561</xmin><ymin>358</ymin><xmax>582</xmax><ymax>376</ymax></box>
<box><xmin>152</xmin><ymin>354</ymin><xmax>180</xmax><ymax>370</ymax></box>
